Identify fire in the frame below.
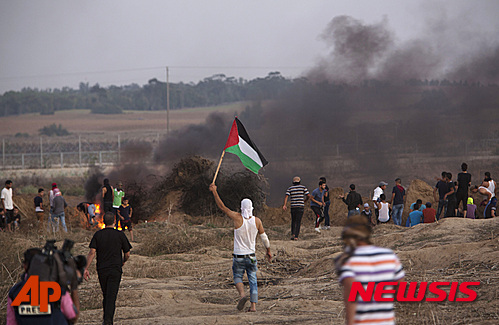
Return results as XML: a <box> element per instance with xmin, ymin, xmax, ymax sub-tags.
<box><xmin>93</xmin><ymin>204</ymin><xmax>127</xmax><ymax>230</ymax></box>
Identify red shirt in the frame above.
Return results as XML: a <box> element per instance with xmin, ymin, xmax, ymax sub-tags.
<box><xmin>423</xmin><ymin>208</ymin><xmax>436</xmax><ymax>223</ymax></box>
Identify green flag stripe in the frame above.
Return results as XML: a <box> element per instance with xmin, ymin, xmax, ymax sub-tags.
<box><xmin>225</xmin><ymin>145</ymin><xmax>262</xmax><ymax>174</ymax></box>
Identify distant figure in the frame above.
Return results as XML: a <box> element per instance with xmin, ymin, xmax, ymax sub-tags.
<box><xmin>408</xmin><ymin>202</ymin><xmax>423</xmax><ymax>227</ymax></box>
<box><xmin>102</xmin><ymin>179</ymin><xmax>114</xmax><ymax>213</ymax></box>
<box><xmin>456</xmin><ymin>163</ymin><xmax>472</xmax><ymax>218</ymax></box>
<box><xmin>209</xmin><ymin>184</ymin><xmax>272</xmax><ymax>312</ymax></box>
<box><xmin>391</xmin><ymin>178</ymin><xmax>406</xmax><ymax>226</ymax></box>
<box><xmin>283</xmin><ymin>176</ymin><xmax>310</xmax><ymax>240</ymax></box>
<box><xmin>118</xmin><ymin>197</ymin><xmax>134</xmax><ymax>241</ymax></box>
<box><xmin>466</xmin><ymin>197</ymin><xmax>476</xmax><ymax>219</ymax></box>
<box><xmin>335</xmin><ymin>215</ymin><xmax>405</xmax><ymax>325</ymax></box>
<box><xmin>1</xmin><ymin>180</ymin><xmax>15</xmax><ymax>232</ymax></box>
<box><xmin>407</xmin><ymin>199</ymin><xmax>426</xmax><ymax>227</ymax></box>
<box><xmin>311</xmin><ymin>181</ymin><xmax>326</xmax><ymax>233</ymax></box>
<box><xmin>51</xmin><ymin>190</ymin><xmax>68</xmax><ymax>232</ymax></box>
<box><xmin>372</xmin><ymin>181</ymin><xmax>388</xmax><ymax>221</ymax></box>
<box><xmin>12</xmin><ymin>207</ymin><xmax>21</xmax><ymax>231</ymax></box>
<box><xmin>340</xmin><ymin>184</ymin><xmax>363</xmax><ymax>218</ymax></box>
<box><xmin>423</xmin><ymin>202</ymin><xmax>437</xmax><ymax>223</ymax></box>
<box><xmin>49</xmin><ymin>182</ymin><xmax>58</xmax><ymax>212</ymax></box>
<box><xmin>0</xmin><ymin>210</ymin><xmax>5</xmax><ymax>230</ymax></box>
<box><xmin>444</xmin><ymin>172</ymin><xmax>457</xmax><ymax>217</ymax></box>
<box><xmin>433</xmin><ymin>172</ymin><xmax>448</xmax><ymax>221</ymax></box>
<box><xmin>320</xmin><ymin>177</ymin><xmax>331</xmax><ymax>230</ymax></box>
<box><xmin>34</xmin><ymin>188</ymin><xmax>45</xmax><ymax>231</ymax></box>
<box><xmin>360</xmin><ymin>203</ymin><xmax>374</xmax><ymax>226</ymax></box>
<box><xmin>113</xmin><ymin>181</ymin><xmax>125</xmax><ymax>227</ymax></box>
<box><xmin>481</xmin><ymin>172</ymin><xmax>496</xmax><ymax>219</ymax></box>
<box><xmin>377</xmin><ymin>194</ymin><xmax>390</xmax><ymax>224</ymax></box>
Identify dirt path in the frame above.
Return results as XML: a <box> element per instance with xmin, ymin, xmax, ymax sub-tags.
<box><xmin>77</xmin><ymin>217</ymin><xmax>499</xmax><ymax>325</ymax></box>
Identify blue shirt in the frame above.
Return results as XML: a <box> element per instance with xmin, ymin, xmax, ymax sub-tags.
<box><xmin>408</xmin><ymin>210</ymin><xmax>423</xmax><ymax>227</ymax></box>
<box><xmin>410</xmin><ymin>203</ymin><xmax>426</xmax><ymax>211</ymax></box>
<box><xmin>310</xmin><ymin>188</ymin><xmax>324</xmax><ymax>208</ymax></box>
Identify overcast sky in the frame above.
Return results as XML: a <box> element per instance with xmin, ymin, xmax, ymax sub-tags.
<box><xmin>1</xmin><ymin>0</ymin><xmax>498</xmax><ymax>93</ymax></box>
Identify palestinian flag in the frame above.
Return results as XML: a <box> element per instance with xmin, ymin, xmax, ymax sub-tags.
<box><xmin>224</xmin><ymin>117</ymin><xmax>268</xmax><ymax>174</ymax></box>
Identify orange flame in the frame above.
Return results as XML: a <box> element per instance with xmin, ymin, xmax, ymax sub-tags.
<box><xmin>94</xmin><ymin>204</ymin><xmax>127</xmax><ymax>231</ymax></box>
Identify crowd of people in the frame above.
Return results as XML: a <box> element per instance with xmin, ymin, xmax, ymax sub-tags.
<box><xmin>282</xmin><ymin>163</ymin><xmax>497</xmax><ymax>238</ymax></box>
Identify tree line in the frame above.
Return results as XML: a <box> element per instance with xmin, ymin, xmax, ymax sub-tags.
<box><xmin>0</xmin><ymin>72</ymin><xmax>496</xmax><ymax>117</ymax></box>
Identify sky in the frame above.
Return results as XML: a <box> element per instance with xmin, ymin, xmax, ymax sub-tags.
<box><xmin>1</xmin><ymin>0</ymin><xmax>498</xmax><ymax>94</ymax></box>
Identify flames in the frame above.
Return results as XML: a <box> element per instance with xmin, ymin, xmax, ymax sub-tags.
<box><xmin>94</xmin><ymin>203</ymin><xmax>127</xmax><ymax>230</ymax></box>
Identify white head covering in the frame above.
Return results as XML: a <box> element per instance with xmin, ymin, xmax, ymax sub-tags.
<box><xmin>240</xmin><ymin>198</ymin><xmax>254</xmax><ymax>219</ymax></box>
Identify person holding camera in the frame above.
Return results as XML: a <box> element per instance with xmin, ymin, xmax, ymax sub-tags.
<box><xmin>84</xmin><ymin>212</ymin><xmax>132</xmax><ymax>325</ymax></box>
<box><xmin>7</xmin><ymin>243</ymin><xmax>83</xmax><ymax>325</ymax></box>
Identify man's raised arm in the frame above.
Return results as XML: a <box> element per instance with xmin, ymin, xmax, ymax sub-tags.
<box><xmin>209</xmin><ymin>184</ymin><xmax>241</xmax><ymax>222</ymax></box>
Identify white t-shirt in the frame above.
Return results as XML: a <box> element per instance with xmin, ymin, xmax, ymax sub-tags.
<box><xmin>1</xmin><ymin>188</ymin><xmax>13</xmax><ymax>210</ymax></box>
<box><xmin>372</xmin><ymin>187</ymin><xmax>384</xmax><ymax>208</ymax></box>
<box><xmin>378</xmin><ymin>202</ymin><xmax>390</xmax><ymax>222</ymax></box>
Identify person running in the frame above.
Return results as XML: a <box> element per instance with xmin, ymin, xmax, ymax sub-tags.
<box><xmin>372</xmin><ymin>181</ymin><xmax>388</xmax><ymax>221</ymax></box>
<box><xmin>117</xmin><ymin>197</ymin><xmax>134</xmax><ymax>241</ymax></box>
<box><xmin>335</xmin><ymin>215</ymin><xmax>405</xmax><ymax>325</ymax></box>
<box><xmin>311</xmin><ymin>181</ymin><xmax>326</xmax><ymax>233</ymax></box>
<box><xmin>433</xmin><ymin>172</ymin><xmax>448</xmax><ymax>221</ymax></box>
<box><xmin>391</xmin><ymin>178</ymin><xmax>405</xmax><ymax>226</ymax></box>
<box><xmin>113</xmin><ymin>181</ymin><xmax>125</xmax><ymax>227</ymax></box>
<box><xmin>423</xmin><ymin>202</ymin><xmax>437</xmax><ymax>223</ymax></box>
<box><xmin>34</xmin><ymin>188</ymin><xmax>45</xmax><ymax>231</ymax></box>
<box><xmin>377</xmin><ymin>194</ymin><xmax>390</xmax><ymax>224</ymax></box>
<box><xmin>283</xmin><ymin>176</ymin><xmax>310</xmax><ymax>240</ymax></box>
<box><xmin>456</xmin><ymin>163</ymin><xmax>472</xmax><ymax>218</ymax></box>
<box><xmin>320</xmin><ymin>177</ymin><xmax>331</xmax><ymax>230</ymax></box>
<box><xmin>340</xmin><ymin>184</ymin><xmax>363</xmax><ymax>218</ymax></box>
<box><xmin>101</xmin><ymin>179</ymin><xmax>114</xmax><ymax>213</ymax></box>
<box><xmin>209</xmin><ymin>183</ymin><xmax>272</xmax><ymax>312</ymax></box>
<box><xmin>84</xmin><ymin>212</ymin><xmax>132</xmax><ymax>325</ymax></box>
<box><xmin>1</xmin><ymin>180</ymin><xmax>15</xmax><ymax>232</ymax></box>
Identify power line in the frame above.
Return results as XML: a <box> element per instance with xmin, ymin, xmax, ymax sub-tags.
<box><xmin>0</xmin><ymin>65</ymin><xmax>309</xmax><ymax>81</ymax></box>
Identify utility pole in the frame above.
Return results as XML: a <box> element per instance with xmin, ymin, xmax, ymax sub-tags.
<box><xmin>166</xmin><ymin>66</ymin><xmax>170</xmax><ymax>135</ymax></box>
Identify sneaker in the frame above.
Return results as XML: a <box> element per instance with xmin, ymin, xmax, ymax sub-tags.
<box><xmin>314</xmin><ymin>227</ymin><xmax>321</xmax><ymax>233</ymax></box>
<box><xmin>324</xmin><ymin>226</ymin><xmax>330</xmax><ymax>230</ymax></box>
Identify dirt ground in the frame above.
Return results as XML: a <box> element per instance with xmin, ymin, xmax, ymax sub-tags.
<box><xmin>2</xmin><ymin>191</ymin><xmax>499</xmax><ymax>325</ymax></box>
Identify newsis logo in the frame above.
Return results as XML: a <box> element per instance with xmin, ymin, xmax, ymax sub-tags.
<box><xmin>348</xmin><ymin>281</ymin><xmax>480</xmax><ymax>302</ymax></box>
<box><xmin>11</xmin><ymin>276</ymin><xmax>62</xmax><ymax>315</ymax></box>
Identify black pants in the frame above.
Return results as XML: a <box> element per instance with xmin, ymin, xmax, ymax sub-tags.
<box><xmin>98</xmin><ymin>267</ymin><xmax>122</xmax><ymax>325</ymax></box>
<box><xmin>312</xmin><ymin>206</ymin><xmax>323</xmax><ymax>228</ymax></box>
<box><xmin>456</xmin><ymin>191</ymin><xmax>468</xmax><ymax>212</ymax></box>
<box><xmin>103</xmin><ymin>201</ymin><xmax>114</xmax><ymax>213</ymax></box>
<box><xmin>291</xmin><ymin>207</ymin><xmax>304</xmax><ymax>238</ymax></box>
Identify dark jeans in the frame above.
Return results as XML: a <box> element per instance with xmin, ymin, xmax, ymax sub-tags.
<box><xmin>456</xmin><ymin>191</ymin><xmax>468</xmax><ymax>212</ymax></box>
<box><xmin>290</xmin><ymin>207</ymin><xmax>304</xmax><ymax>238</ymax></box>
<box><xmin>312</xmin><ymin>206</ymin><xmax>323</xmax><ymax>228</ymax></box>
<box><xmin>103</xmin><ymin>201</ymin><xmax>113</xmax><ymax>213</ymax></box>
<box><xmin>98</xmin><ymin>267</ymin><xmax>122</xmax><ymax>325</ymax></box>
<box><xmin>436</xmin><ymin>199</ymin><xmax>447</xmax><ymax>221</ymax></box>
<box><xmin>323</xmin><ymin>201</ymin><xmax>331</xmax><ymax>226</ymax></box>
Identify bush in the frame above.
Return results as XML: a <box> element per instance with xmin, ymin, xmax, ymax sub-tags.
<box><xmin>38</xmin><ymin>123</ymin><xmax>70</xmax><ymax>136</ymax></box>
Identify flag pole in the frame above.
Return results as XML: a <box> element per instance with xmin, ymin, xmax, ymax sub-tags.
<box><xmin>212</xmin><ymin>150</ymin><xmax>225</xmax><ymax>184</ymax></box>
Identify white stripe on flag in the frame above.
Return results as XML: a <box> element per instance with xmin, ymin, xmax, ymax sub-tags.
<box><xmin>238</xmin><ymin>136</ymin><xmax>263</xmax><ymax>167</ymax></box>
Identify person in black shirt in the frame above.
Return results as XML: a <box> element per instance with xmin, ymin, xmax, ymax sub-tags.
<box><xmin>84</xmin><ymin>212</ymin><xmax>132</xmax><ymax>325</ymax></box>
<box><xmin>433</xmin><ymin>171</ymin><xmax>448</xmax><ymax>221</ymax></box>
<box><xmin>339</xmin><ymin>184</ymin><xmax>363</xmax><ymax>218</ymax></box>
<box><xmin>444</xmin><ymin>172</ymin><xmax>457</xmax><ymax>217</ymax></box>
<box><xmin>320</xmin><ymin>177</ymin><xmax>331</xmax><ymax>230</ymax></box>
<box><xmin>456</xmin><ymin>163</ymin><xmax>472</xmax><ymax>218</ymax></box>
<box><xmin>101</xmin><ymin>179</ymin><xmax>114</xmax><ymax>213</ymax></box>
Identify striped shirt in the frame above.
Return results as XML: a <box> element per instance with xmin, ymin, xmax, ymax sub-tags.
<box><xmin>285</xmin><ymin>184</ymin><xmax>310</xmax><ymax>208</ymax></box>
<box><xmin>339</xmin><ymin>245</ymin><xmax>405</xmax><ymax>325</ymax></box>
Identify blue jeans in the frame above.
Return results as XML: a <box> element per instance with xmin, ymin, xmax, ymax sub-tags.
<box><xmin>436</xmin><ymin>199</ymin><xmax>447</xmax><ymax>221</ymax></box>
<box><xmin>392</xmin><ymin>204</ymin><xmax>404</xmax><ymax>226</ymax></box>
<box><xmin>232</xmin><ymin>257</ymin><xmax>258</xmax><ymax>303</ymax></box>
<box><xmin>51</xmin><ymin>212</ymin><xmax>68</xmax><ymax>232</ymax></box>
